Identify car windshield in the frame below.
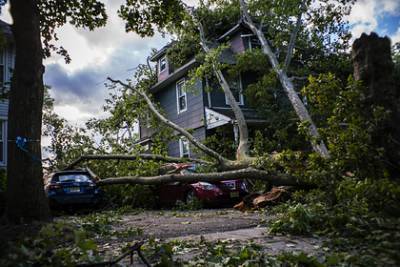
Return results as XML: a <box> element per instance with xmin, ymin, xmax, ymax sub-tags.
<box><xmin>54</xmin><ymin>174</ymin><xmax>91</xmax><ymax>183</ymax></box>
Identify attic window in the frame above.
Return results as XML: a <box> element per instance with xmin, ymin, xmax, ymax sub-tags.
<box><xmin>241</xmin><ymin>34</ymin><xmax>260</xmax><ymax>50</ymax></box>
<box><xmin>159</xmin><ymin>56</ymin><xmax>167</xmax><ymax>72</ymax></box>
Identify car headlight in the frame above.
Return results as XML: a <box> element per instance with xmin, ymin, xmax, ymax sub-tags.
<box><xmin>240</xmin><ymin>181</ymin><xmax>248</xmax><ymax>192</ymax></box>
<box><xmin>198</xmin><ymin>182</ymin><xmax>218</xmax><ymax>191</ymax></box>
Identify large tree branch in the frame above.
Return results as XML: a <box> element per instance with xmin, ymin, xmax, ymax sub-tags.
<box><xmin>107</xmin><ymin>77</ymin><xmax>231</xmax><ymax>164</ymax></box>
<box><xmin>97</xmin><ymin>167</ymin><xmax>300</xmax><ymax>186</ymax></box>
<box><xmin>64</xmin><ymin>154</ymin><xmax>212</xmax><ymax>170</ymax></box>
<box><xmin>284</xmin><ymin>0</ymin><xmax>306</xmax><ymax>71</ymax></box>
<box><xmin>187</xmin><ymin>7</ymin><xmax>251</xmax><ymax>161</ymax></box>
<box><xmin>239</xmin><ymin>0</ymin><xmax>330</xmax><ymax>159</ymax></box>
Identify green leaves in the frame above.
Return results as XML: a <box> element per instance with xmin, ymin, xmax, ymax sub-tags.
<box><xmin>39</xmin><ymin>0</ymin><xmax>107</xmax><ymax>61</ymax></box>
<box><xmin>119</xmin><ymin>0</ymin><xmax>185</xmax><ymax>37</ymax></box>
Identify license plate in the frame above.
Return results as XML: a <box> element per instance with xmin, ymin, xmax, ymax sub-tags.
<box><xmin>68</xmin><ymin>187</ymin><xmax>81</xmax><ymax>193</ymax></box>
<box><xmin>230</xmin><ymin>191</ymin><xmax>239</xmax><ymax>198</ymax></box>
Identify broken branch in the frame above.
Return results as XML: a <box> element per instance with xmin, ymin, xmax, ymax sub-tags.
<box><xmin>188</xmin><ymin>7</ymin><xmax>252</xmax><ymax>161</ymax></box>
<box><xmin>239</xmin><ymin>0</ymin><xmax>330</xmax><ymax>159</ymax></box>
<box><xmin>97</xmin><ymin>167</ymin><xmax>300</xmax><ymax>186</ymax></box>
<box><xmin>284</xmin><ymin>0</ymin><xmax>306</xmax><ymax>71</ymax></box>
<box><xmin>107</xmin><ymin>77</ymin><xmax>231</xmax><ymax>165</ymax></box>
<box><xmin>65</xmin><ymin>154</ymin><xmax>212</xmax><ymax>170</ymax></box>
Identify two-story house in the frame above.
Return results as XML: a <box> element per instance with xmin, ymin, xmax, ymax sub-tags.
<box><xmin>138</xmin><ymin>21</ymin><xmax>266</xmax><ymax>158</ymax></box>
<box><xmin>0</xmin><ymin>20</ymin><xmax>15</xmax><ymax>167</ymax></box>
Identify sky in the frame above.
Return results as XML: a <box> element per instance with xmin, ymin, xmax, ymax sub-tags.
<box><xmin>0</xmin><ymin>0</ymin><xmax>399</xmax><ymax>128</ymax></box>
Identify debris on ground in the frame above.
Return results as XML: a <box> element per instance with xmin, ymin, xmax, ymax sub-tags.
<box><xmin>234</xmin><ymin>186</ymin><xmax>291</xmax><ymax>211</ymax></box>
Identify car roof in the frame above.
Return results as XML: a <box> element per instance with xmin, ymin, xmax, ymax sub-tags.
<box><xmin>52</xmin><ymin>169</ymin><xmax>91</xmax><ymax>176</ymax></box>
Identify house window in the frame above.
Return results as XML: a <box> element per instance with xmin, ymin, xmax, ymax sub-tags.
<box><xmin>225</xmin><ymin>74</ymin><xmax>244</xmax><ymax>106</ymax></box>
<box><xmin>0</xmin><ymin>51</ymin><xmax>4</xmax><ymax>89</ymax></box>
<box><xmin>176</xmin><ymin>79</ymin><xmax>187</xmax><ymax>113</ymax></box>
<box><xmin>179</xmin><ymin>137</ymin><xmax>190</xmax><ymax>158</ymax></box>
<box><xmin>241</xmin><ymin>34</ymin><xmax>260</xmax><ymax>50</ymax></box>
<box><xmin>159</xmin><ymin>56</ymin><xmax>167</xmax><ymax>73</ymax></box>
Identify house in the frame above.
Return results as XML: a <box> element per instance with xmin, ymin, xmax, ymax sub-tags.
<box><xmin>138</xmin><ymin>21</ymin><xmax>266</xmax><ymax>158</ymax></box>
<box><xmin>0</xmin><ymin>20</ymin><xmax>15</xmax><ymax>167</ymax></box>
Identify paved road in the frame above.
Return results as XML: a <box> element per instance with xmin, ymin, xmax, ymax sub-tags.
<box><xmin>97</xmin><ymin>209</ymin><xmax>323</xmax><ymax>266</ymax></box>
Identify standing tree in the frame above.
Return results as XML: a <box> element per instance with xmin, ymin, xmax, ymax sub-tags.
<box><xmin>4</xmin><ymin>0</ymin><xmax>107</xmax><ymax>223</ymax></box>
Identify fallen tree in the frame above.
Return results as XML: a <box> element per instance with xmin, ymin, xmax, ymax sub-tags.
<box><xmin>97</xmin><ymin>167</ymin><xmax>299</xmax><ymax>186</ymax></box>
<box><xmin>65</xmin><ymin>0</ymin><xmax>355</xmax><ymax>187</ymax></box>
<box><xmin>65</xmin><ymin>154</ymin><xmax>211</xmax><ymax>170</ymax></box>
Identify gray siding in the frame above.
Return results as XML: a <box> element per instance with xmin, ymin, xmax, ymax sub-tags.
<box><xmin>167</xmin><ymin>126</ymin><xmax>206</xmax><ymax>157</ymax></box>
<box><xmin>152</xmin><ymin>77</ymin><xmax>206</xmax><ymax>158</ymax></box>
<box><xmin>155</xmin><ymin>78</ymin><xmax>205</xmax><ymax>130</ymax></box>
<box><xmin>230</xmin><ymin>33</ymin><xmax>245</xmax><ymax>53</ymax></box>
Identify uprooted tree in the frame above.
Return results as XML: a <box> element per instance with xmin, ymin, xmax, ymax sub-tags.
<box><xmin>66</xmin><ymin>0</ymin><xmax>366</xmax><ymax>187</ymax></box>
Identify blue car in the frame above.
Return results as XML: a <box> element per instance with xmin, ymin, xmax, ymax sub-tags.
<box><xmin>45</xmin><ymin>169</ymin><xmax>103</xmax><ymax>208</ymax></box>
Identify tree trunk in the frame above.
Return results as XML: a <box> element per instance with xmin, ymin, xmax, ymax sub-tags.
<box><xmin>65</xmin><ymin>154</ymin><xmax>212</xmax><ymax>170</ymax></box>
<box><xmin>108</xmin><ymin>78</ymin><xmax>231</xmax><ymax>165</ymax></box>
<box><xmin>97</xmin><ymin>167</ymin><xmax>299</xmax><ymax>186</ymax></box>
<box><xmin>352</xmin><ymin>32</ymin><xmax>400</xmax><ymax>177</ymax></box>
<box><xmin>239</xmin><ymin>0</ymin><xmax>330</xmax><ymax>159</ymax></box>
<box><xmin>5</xmin><ymin>0</ymin><xmax>50</xmax><ymax>223</ymax></box>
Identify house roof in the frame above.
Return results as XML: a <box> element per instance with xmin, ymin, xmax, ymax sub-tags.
<box><xmin>217</xmin><ymin>19</ymin><xmax>250</xmax><ymax>41</ymax></box>
<box><xmin>0</xmin><ymin>20</ymin><xmax>12</xmax><ymax>38</ymax></box>
<box><xmin>150</xmin><ymin>58</ymin><xmax>197</xmax><ymax>93</ymax></box>
<box><xmin>149</xmin><ymin>42</ymin><xmax>175</xmax><ymax>62</ymax></box>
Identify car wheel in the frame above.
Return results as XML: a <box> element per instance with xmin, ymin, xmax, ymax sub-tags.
<box><xmin>185</xmin><ymin>189</ymin><xmax>198</xmax><ymax>203</ymax></box>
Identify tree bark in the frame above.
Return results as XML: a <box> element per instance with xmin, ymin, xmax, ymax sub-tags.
<box><xmin>65</xmin><ymin>154</ymin><xmax>212</xmax><ymax>170</ymax></box>
<box><xmin>283</xmin><ymin>0</ymin><xmax>306</xmax><ymax>71</ymax></box>
<box><xmin>239</xmin><ymin>0</ymin><xmax>330</xmax><ymax>159</ymax></box>
<box><xmin>5</xmin><ymin>0</ymin><xmax>50</xmax><ymax>223</ymax></box>
<box><xmin>193</xmin><ymin>16</ymin><xmax>251</xmax><ymax>161</ymax></box>
<box><xmin>97</xmin><ymin>167</ymin><xmax>299</xmax><ymax>186</ymax></box>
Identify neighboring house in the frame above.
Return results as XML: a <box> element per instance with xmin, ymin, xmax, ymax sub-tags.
<box><xmin>138</xmin><ymin>21</ymin><xmax>265</xmax><ymax>158</ymax></box>
<box><xmin>0</xmin><ymin>20</ymin><xmax>15</xmax><ymax>167</ymax></box>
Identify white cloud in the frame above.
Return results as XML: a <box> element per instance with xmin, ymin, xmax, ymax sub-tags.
<box><xmin>392</xmin><ymin>27</ymin><xmax>400</xmax><ymax>44</ymax></box>
<box><xmin>45</xmin><ymin>24</ymin><xmax>114</xmax><ymax>73</ymax></box>
<box><xmin>0</xmin><ymin>3</ymin><xmax>12</xmax><ymax>23</ymax></box>
<box><xmin>351</xmin><ymin>22</ymin><xmax>376</xmax><ymax>39</ymax></box>
<box><xmin>382</xmin><ymin>0</ymin><xmax>400</xmax><ymax>15</ymax></box>
<box><xmin>348</xmin><ymin>0</ymin><xmax>377</xmax><ymax>25</ymax></box>
<box><xmin>54</xmin><ymin>105</ymin><xmax>93</xmax><ymax>125</ymax></box>
<box><xmin>347</xmin><ymin>0</ymin><xmax>400</xmax><ymax>40</ymax></box>
<box><xmin>0</xmin><ymin>0</ymin><xmax>172</xmax><ymax>133</ymax></box>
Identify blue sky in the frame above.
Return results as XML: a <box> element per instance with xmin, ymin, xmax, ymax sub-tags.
<box><xmin>0</xmin><ymin>0</ymin><xmax>399</xmax><ymax>128</ymax></box>
<box><xmin>348</xmin><ymin>0</ymin><xmax>400</xmax><ymax>42</ymax></box>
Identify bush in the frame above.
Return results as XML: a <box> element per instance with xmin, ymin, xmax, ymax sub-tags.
<box><xmin>336</xmin><ymin>177</ymin><xmax>400</xmax><ymax>216</ymax></box>
<box><xmin>269</xmin><ymin>202</ymin><xmax>326</xmax><ymax>235</ymax></box>
<box><xmin>0</xmin><ymin>221</ymin><xmax>102</xmax><ymax>267</ymax></box>
<box><xmin>102</xmin><ymin>184</ymin><xmax>158</xmax><ymax>209</ymax></box>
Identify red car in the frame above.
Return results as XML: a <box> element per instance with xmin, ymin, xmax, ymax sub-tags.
<box><xmin>155</xmin><ymin>164</ymin><xmax>249</xmax><ymax>207</ymax></box>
